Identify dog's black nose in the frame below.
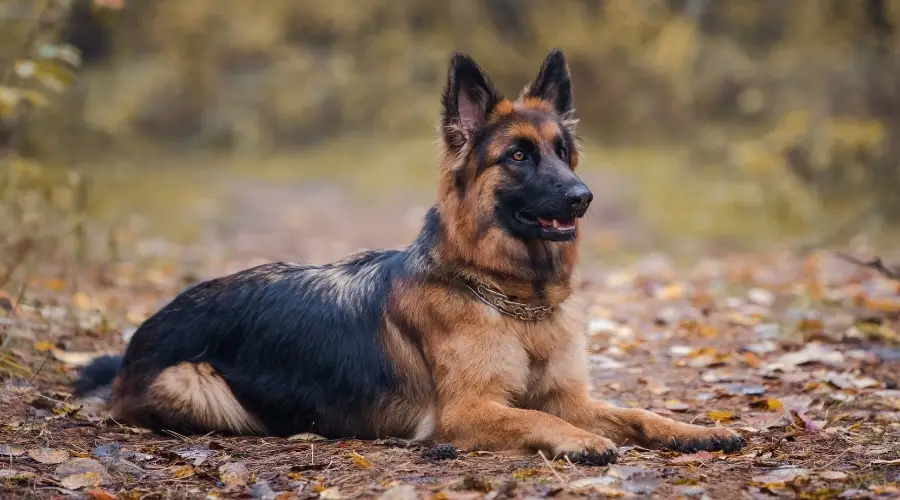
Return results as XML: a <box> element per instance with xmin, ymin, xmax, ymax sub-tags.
<box><xmin>566</xmin><ymin>185</ymin><xmax>593</xmax><ymax>212</ymax></box>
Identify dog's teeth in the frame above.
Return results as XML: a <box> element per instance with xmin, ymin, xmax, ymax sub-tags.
<box><xmin>552</xmin><ymin>220</ymin><xmax>559</xmax><ymax>228</ymax></box>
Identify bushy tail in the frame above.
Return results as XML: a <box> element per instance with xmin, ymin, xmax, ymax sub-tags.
<box><xmin>73</xmin><ymin>354</ymin><xmax>123</xmax><ymax>399</ymax></box>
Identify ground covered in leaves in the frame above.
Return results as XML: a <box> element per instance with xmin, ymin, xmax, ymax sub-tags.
<box><xmin>1</xmin><ymin>175</ymin><xmax>899</xmax><ymax>499</ymax></box>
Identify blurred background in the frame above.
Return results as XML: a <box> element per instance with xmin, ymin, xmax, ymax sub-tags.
<box><xmin>2</xmin><ymin>0</ymin><xmax>899</xmax><ymax>275</ymax></box>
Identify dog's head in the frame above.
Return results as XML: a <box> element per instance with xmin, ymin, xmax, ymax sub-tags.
<box><xmin>438</xmin><ymin>49</ymin><xmax>591</xmax><ymax>245</ymax></box>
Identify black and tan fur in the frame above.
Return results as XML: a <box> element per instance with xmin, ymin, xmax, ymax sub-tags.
<box><xmin>75</xmin><ymin>50</ymin><xmax>745</xmax><ymax>464</ymax></box>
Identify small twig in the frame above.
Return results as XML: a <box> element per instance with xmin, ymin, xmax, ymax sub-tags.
<box><xmin>815</xmin><ymin>444</ymin><xmax>860</xmax><ymax>471</ymax></box>
<box><xmin>563</xmin><ymin>455</ymin><xmax>584</xmax><ymax>476</ymax></box>
<box><xmin>834</xmin><ymin>251</ymin><xmax>900</xmax><ymax>281</ymax></box>
<box><xmin>28</xmin><ymin>350</ymin><xmax>52</xmax><ymax>383</ymax></box>
<box><xmin>162</xmin><ymin>429</ymin><xmax>190</xmax><ymax>442</ymax></box>
<box><xmin>537</xmin><ymin>450</ymin><xmax>567</xmax><ymax>485</ymax></box>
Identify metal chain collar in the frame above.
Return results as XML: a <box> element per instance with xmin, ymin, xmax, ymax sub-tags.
<box><xmin>465</xmin><ymin>280</ymin><xmax>554</xmax><ymax>321</ymax></box>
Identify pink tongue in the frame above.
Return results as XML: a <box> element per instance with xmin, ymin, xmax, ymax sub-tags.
<box><xmin>537</xmin><ymin>218</ymin><xmax>554</xmax><ymax>227</ymax></box>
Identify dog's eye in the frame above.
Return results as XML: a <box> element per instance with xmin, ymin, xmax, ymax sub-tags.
<box><xmin>558</xmin><ymin>146</ymin><xmax>568</xmax><ymax>161</ymax></box>
<box><xmin>510</xmin><ymin>149</ymin><xmax>526</xmax><ymax>162</ymax></box>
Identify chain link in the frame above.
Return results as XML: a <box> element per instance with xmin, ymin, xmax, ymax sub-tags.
<box><xmin>465</xmin><ymin>281</ymin><xmax>554</xmax><ymax>321</ymax></box>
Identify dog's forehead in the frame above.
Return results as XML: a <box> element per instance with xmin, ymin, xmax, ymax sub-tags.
<box><xmin>490</xmin><ymin>107</ymin><xmax>563</xmax><ymax>147</ymax></box>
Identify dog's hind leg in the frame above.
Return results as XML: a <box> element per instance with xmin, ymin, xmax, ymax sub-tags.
<box><xmin>120</xmin><ymin>362</ymin><xmax>265</xmax><ymax>435</ymax></box>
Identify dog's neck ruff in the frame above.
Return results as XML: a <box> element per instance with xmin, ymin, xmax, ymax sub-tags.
<box><xmin>464</xmin><ymin>278</ymin><xmax>554</xmax><ymax>321</ymax></box>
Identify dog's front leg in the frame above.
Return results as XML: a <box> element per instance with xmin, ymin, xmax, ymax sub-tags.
<box><xmin>438</xmin><ymin>398</ymin><xmax>618</xmax><ymax>465</ymax></box>
<box><xmin>432</xmin><ymin>334</ymin><xmax>616</xmax><ymax>465</ymax></box>
<box><xmin>545</xmin><ymin>390</ymin><xmax>746</xmax><ymax>453</ymax></box>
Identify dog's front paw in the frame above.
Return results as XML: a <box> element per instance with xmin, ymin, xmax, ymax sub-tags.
<box><xmin>664</xmin><ymin>426</ymin><xmax>746</xmax><ymax>453</ymax></box>
<box><xmin>551</xmin><ymin>434</ymin><xmax>618</xmax><ymax>465</ymax></box>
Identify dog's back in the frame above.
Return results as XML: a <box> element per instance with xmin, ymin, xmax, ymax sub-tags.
<box><xmin>77</xmin><ymin>251</ymin><xmax>428</xmax><ymax>437</ymax></box>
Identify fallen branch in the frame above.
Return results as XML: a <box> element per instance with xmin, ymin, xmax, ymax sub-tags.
<box><xmin>834</xmin><ymin>252</ymin><xmax>900</xmax><ymax>281</ymax></box>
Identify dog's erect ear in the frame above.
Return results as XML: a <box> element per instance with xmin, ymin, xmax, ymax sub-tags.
<box><xmin>441</xmin><ymin>53</ymin><xmax>501</xmax><ymax>153</ymax></box>
<box><xmin>522</xmin><ymin>48</ymin><xmax>574</xmax><ymax>119</ymax></box>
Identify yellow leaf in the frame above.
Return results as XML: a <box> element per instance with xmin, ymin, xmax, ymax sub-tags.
<box><xmin>73</xmin><ymin>292</ymin><xmax>91</xmax><ymax>310</ymax></box>
<box><xmin>708</xmin><ymin>410</ymin><xmax>736</xmax><ymax>422</ymax></box>
<box><xmin>21</xmin><ymin>90</ymin><xmax>48</xmax><ymax>108</ymax></box>
<box><xmin>172</xmin><ymin>466</ymin><xmax>194</xmax><ymax>478</ymax></box>
<box><xmin>348</xmin><ymin>452</ymin><xmax>372</xmax><ymax>469</ymax></box>
<box><xmin>34</xmin><ymin>341</ymin><xmax>55</xmax><ymax>352</ymax></box>
<box><xmin>511</xmin><ymin>468</ymin><xmax>541</xmax><ymax>480</ymax></box>
<box><xmin>751</xmin><ymin>398</ymin><xmax>784</xmax><ymax>412</ymax></box>
<box><xmin>46</xmin><ymin>278</ymin><xmax>66</xmax><ymax>292</ymax></box>
<box><xmin>126</xmin><ymin>311</ymin><xmax>146</xmax><ymax>325</ymax></box>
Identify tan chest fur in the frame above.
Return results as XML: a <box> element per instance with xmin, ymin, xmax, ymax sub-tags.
<box><xmin>434</xmin><ymin>295</ymin><xmax>590</xmax><ymax>410</ymax></box>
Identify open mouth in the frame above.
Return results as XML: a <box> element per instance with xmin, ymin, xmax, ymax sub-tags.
<box><xmin>537</xmin><ymin>217</ymin><xmax>576</xmax><ymax>232</ymax></box>
<box><xmin>515</xmin><ymin>213</ymin><xmax>578</xmax><ymax>238</ymax></box>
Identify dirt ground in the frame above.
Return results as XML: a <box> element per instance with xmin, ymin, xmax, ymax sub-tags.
<box><xmin>1</xmin><ymin>171</ymin><xmax>899</xmax><ymax>499</ymax></box>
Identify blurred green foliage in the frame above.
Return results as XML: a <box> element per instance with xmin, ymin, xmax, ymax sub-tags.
<box><xmin>0</xmin><ymin>0</ymin><xmax>101</xmax><ymax>283</ymax></box>
<box><xmin>5</xmin><ymin>0</ymin><xmax>900</xmax><ymax>251</ymax></box>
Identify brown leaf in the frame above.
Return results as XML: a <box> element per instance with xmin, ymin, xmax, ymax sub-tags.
<box><xmin>818</xmin><ymin>470</ymin><xmax>848</xmax><ymax>481</ymax></box>
<box><xmin>27</xmin><ymin>447</ymin><xmax>69</xmax><ymax>464</ymax></box>
<box><xmin>751</xmin><ymin>467</ymin><xmax>810</xmax><ymax>486</ymax></box>
<box><xmin>671</xmin><ymin>451</ymin><xmax>716</xmax><ymax>463</ymax></box>
<box><xmin>790</xmin><ymin>410</ymin><xmax>821</xmax><ymax>432</ymax></box>
<box><xmin>0</xmin><ymin>444</ymin><xmax>25</xmax><ymax>457</ymax></box>
<box><xmin>61</xmin><ymin>471</ymin><xmax>104</xmax><ymax>490</ymax></box>
<box><xmin>85</xmin><ymin>488</ymin><xmax>118</xmax><ymax>500</ymax></box>
<box><xmin>319</xmin><ymin>487</ymin><xmax>343</xmax><ymax>499</ymax></box>
<box><xmin>55</xmin><ymin>458</ymin><xmax>111</xmax><ymax>490</ymax></box>
<box><xmin>219</xmin><ymin>462</ymin><xmax>250</xmax><ymax>488</ymax></box>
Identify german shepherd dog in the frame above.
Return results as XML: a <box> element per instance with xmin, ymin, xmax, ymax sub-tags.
<box><xmin>75</xmin><ymin>49</ymin><xmax>745</xmax><ymax>464</ymax></box>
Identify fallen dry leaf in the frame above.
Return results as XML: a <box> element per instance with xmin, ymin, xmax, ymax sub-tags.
<box><xmin>751</xmin><ymin>467</ymin><xmax>810</xmax><ymax>486</ymax></box>
<box><xmin>27</xmin><ymin>447</ymin><xmax>69</xmax><ymax>464</ymax></box>
<box><xmin>33</xmin><ymin>341</ymin><xmax>55</xmax><ymax>352</ymax></box>
<box><xmin>55</xmin><ymin>458</ymin><xmax>111</xmax><ymax>490</ymax></box>
<box><xmin>769</xmin><ymin>343</ymin><xmax>845</xmax><ymax>371</ymax></box>
<box><xmin>671</xmin><ymin>451</ymin><xmax>716</xmax><ymax>463</ymax></box>
<box><xmin>665</xmin><ymin>400</ymin><xmax>690</xmax><ymax>412</ymax></box>
<box><xmin>319</xmin><ymin>487</ymin><xmax>343</xmax><ymax>499</ymax></box>
<box><xmin>818</xmin><ymin>470</ymin><xmax>848</xmax><ymax>481</ymax></box>
<box><xmin>0</xmin><ymin>469</ymin><xmax>36</xmax><ymax>481</ymax></box>
<box><xmin>790</xmin><ymin>409</ymin><xmax>822</xmax><ymax>432</ymax></box>
<box><xmin>61</xmin><ymin>471</ymin><xmax>104</xmax><ymax>490</ymax></box>
<box><xmin>85</xmin><ymin>489</ymin><xmax>118</xmax><ymax>500</ymax></box>
<box><xmin>219</xmin><ymin>462</ymin><xmax>250</xmax><ymax>488</ymax></box>
<box><xmin>50</xmin><ymin>348</ymin><xmax>112</xmax><ymax>367</ymax></box>
<box><xmin>750</xmin><ymin>398</ymin><xmax>784</xmax><ymax>412</ymax></box>
<box><xmin>707</xmin><ymin>410</ymin><xmax>736</xmax><ymax>422</ymax></box>
<box><xmin>349</xmin><ymin>452</ymin><xmax>373</xmax><ymax>469</ymax></box>
<box><xmin>0</xmin><ymin>444</ymin><xmax>25</xmax><ymax>457</ymax></box>
<box><xmin>287</xmin><ymin>432</ymin><xmax>327</xmax><ymax>442</ymax></box>
<box><xmin>172</xmin><ymin>465</ymin><xmax>195</xmax><ymax>478</ymax></box>
<box><xmin>569</xmin><ymin>476</ymin><xmax>618</xmax><ymax>490</ymax></box>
